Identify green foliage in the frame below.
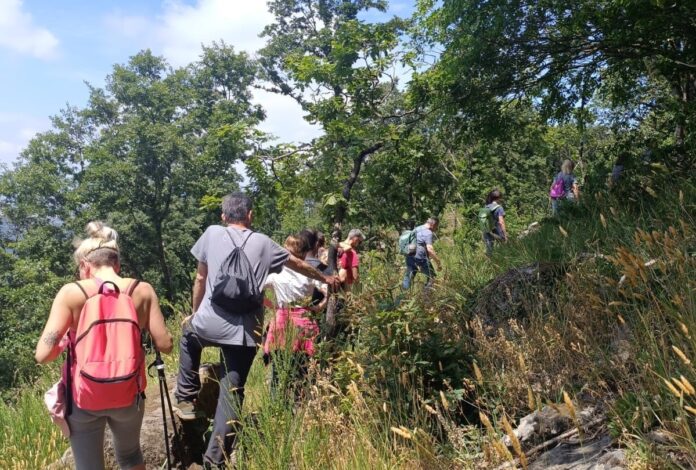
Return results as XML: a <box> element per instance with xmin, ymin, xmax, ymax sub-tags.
<box><xmin>0</xmin><ymin>45</ymin><xmax>261</xmax><ymax>388</ymax></box>
<box><xmin>258</xmin><ymin>0</ymin><xmax>450</xmax><ymax>226</ymax></box>
<box><xmin>1</xmin><ymin>1</ymin><xmax>696</xmax><ymax>465</ymax></box>
<box><xmin>0</xmin><ymin>375</ymin><xmax>66</xmax><ymax>469</ymax></box>
<box><xmin>416</xmin><ymin>0</ymin><xmax>696</xmax><ymax>145</ymax></box>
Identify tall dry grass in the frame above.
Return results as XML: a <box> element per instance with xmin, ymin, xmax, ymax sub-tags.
<box><xmin>1</xmin><ymin>175</ymin><xmax>693</xmax><ymax>469</ymax></box>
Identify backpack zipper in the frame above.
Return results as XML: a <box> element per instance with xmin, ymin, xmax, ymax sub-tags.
<box><xmin>80</xmin><ymin>368</ymin><xmax>139</xmax><ymax>383</ymax></box>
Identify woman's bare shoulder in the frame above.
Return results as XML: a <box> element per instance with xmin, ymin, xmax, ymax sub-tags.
<box><xmin>129</xmin><ymin>280</ymin><xmax>158</xmax><ymax>300</ymax></box>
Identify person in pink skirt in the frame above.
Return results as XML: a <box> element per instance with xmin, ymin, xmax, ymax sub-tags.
<box><xmin>264</xmin><ymin>234</ymin><xmax>327</xmax><ymax>397</ymax></box>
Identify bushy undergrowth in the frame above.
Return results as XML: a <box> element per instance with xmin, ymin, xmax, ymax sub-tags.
<box><xmin>1</xmin><ymin>171</ymin><xmax>694</xmax><ymax>469</ymax></box>
<box><xmin>0</xmin><ymin>371</ymin><xmax>67</xmax><ymax>469</ymax></box>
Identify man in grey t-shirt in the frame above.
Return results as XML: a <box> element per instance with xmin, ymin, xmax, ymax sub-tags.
<box><xmin>175</xmin><ymin>193</ymin><xmax>338</xmax><ymax>467</ymax></box>
<box><xmin>402</xmin><ymin>217</ymin><xmax>441</xmax><ymax>290</ymax></box>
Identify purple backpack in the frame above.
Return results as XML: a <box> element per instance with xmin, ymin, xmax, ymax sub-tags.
<box><xmin>549</xmin><ymin>178</ymin><xmax>565</xmax><ymax>198</ymax></box>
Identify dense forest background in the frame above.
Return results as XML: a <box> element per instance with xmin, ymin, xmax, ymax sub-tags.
<box><xmin>1</xmin><ymin>0</ymin><xmax>694</xmax><ymax>390</ymax></box>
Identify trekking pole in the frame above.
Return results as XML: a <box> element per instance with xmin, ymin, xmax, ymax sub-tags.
<box><xmin>149</xmin><ymin>348</ymin><xmax>180</xmax><ymax>470</ymax></box>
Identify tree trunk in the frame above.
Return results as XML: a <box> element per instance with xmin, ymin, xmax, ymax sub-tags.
<box><xmin>333</xmin><ymin>142</ymin><xmax>383</xmax><ymax>224</ymax></box>
<box><xmin>154</xmin><ymin>220</ymin><xmax>173</xmax><ymax>301</ymax></box>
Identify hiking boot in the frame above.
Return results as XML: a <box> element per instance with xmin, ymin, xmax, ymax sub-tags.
<box><xmin>203</xmin><ymin>451</ymin><xmax>237</xmax><ymax>470</ymax></box>
<box><xmin>175</xmin><ymin>400</ymin><xmax>203</xmax><ymax>421</ymax></box>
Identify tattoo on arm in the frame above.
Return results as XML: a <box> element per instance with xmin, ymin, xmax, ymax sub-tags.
<box><xmin>42</xmin><ymin>331</ymin><xmax>60</xmax><ymax>347</ymax></box>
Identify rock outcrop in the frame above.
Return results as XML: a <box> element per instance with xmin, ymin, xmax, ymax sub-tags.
<box><xmin>473</xmin><ymin>262</ymin><xmax>565</xmax><ymax>329</ymax></box>
<box><xmin>500</xmin><ymin>403</ymin><xmax>625</xmax><ymax>470</ymax></box>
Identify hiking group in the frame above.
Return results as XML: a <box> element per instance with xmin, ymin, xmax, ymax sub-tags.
<box><xmin>476</xmin><ymin>159</ymin><xmax>581</xmax><ymax>256</ymax></box>
<box><xmin>34</xmin><ymin>193</ymin><xmax>370</xmax><ymax>469</ymax></box>
<box><xmin>34</xmin><ymin>160</ymin><xmax>580</xmax><ymax>469</ymax></box>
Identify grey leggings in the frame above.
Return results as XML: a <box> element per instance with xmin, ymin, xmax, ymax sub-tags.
<box><xmin>67</xmin><ymin>399</ymin><xmax>145</xmax><ymax>470</ymax></box>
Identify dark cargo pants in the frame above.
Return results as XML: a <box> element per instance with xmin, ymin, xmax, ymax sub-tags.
<box><xmin>175</xmin><ymin>327</ymin><xmax>256</xmax><ymax>467</ymax></box>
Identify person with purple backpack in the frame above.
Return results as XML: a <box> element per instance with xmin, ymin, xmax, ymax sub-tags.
<box><xmin>549</xmin><ymin>159</ymin><xmax>580</xmax><ymax>216</ymax></box>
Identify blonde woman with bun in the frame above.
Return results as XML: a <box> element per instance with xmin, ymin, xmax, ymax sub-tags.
<box><xmin>35</xmin><ymin>221</ymin><xmax>172</xmax><ymax>470</ymax></box>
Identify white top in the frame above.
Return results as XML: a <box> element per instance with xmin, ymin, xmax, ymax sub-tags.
<box><xmin>265</xmin><ymin>267</ymin><xmax>325</xmax><ymax>308</ymax></box>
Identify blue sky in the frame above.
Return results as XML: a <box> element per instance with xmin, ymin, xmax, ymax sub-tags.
<box><xmin>0</xmin><ymin>0</ymin><xmax>415</xmax><ymax>168</ymax></box>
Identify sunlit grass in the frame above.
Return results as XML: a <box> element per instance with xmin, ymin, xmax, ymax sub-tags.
<box><xmin>2</xmin><ymin>175</ymin><xmax>694</xmax><ymax>468</ymax></box>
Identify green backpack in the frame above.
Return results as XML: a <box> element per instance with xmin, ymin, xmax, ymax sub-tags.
<box><xmin>398</xmin><ymin>229</ymin><xmax>417</xmax><ymax>255</ymax></box>
<box><xmin>478</xmin><ymin>203</ymin><xmax>500</xmax><ymax>233</ymax></box>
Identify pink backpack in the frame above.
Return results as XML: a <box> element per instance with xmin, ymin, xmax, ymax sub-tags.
<box><xmin>549</xmin><ymin>177</ymin><xmax>565</xmax><ymax>199</ymax></box>
<box><xmin>69</xmin><ymin>279</ymin><xmax>146</xmax><ymax>411</ymax></box>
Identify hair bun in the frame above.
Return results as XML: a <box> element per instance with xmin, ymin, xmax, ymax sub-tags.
<box><xmin>85</xmin><ymin>221</ymin><xmax>118</xmax><ymax>242</ymax></box>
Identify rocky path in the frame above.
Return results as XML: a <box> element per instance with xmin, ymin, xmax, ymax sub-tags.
<box><xmin>49</xmin><ymin>364</ymin><xmax>222</xmax><ymax>470</ymax></box>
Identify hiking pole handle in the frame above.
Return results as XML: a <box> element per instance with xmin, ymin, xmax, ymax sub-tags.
<box><xmin>148</xmin><ymin>348</ymin><xmax>167</xmax><ymax>377</ymax></box>
<box><xmin>154</xmin><ymin>349</ymin><xmax>165</xmax><ymax>369</ymax></box>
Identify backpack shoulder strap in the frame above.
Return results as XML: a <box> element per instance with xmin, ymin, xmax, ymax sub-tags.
<box><xmin>240</xmin><ymin>231</ymin><xmax>254</xmax><ymax>250</ymax></box>
<box><xmin>224</xmin><ymin>228</ymin><xmax>254</xmax><ymax>250</ymax></box>
<box><xmin>73</xmin><ymin>281</ymin><xmax>89</xmax><ymax>300</ymax></box>
<box><xmin>126</xmin><ymin>279</ymin><xmax>141</xmax><ymax>296</ymax></box>
<box><xmin>224</xmin><ymin>227</ymin><xmax>238</xmax><ymax>248</ymax></box>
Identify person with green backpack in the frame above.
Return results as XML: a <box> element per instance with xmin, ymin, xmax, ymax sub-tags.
<box><xmin>479</xmin><ymin>189</ymin><xmax>507</xmax><ymax>256</ymax></box>
<box><xmin>401</xmin><ymin>217</ymin><xmax>441</xmax><ymax>290</ymax></box>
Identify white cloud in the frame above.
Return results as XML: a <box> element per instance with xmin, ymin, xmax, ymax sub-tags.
<box><xmin>104</xmin><ymin>13</ymin><xmax>149</xmax><ymax>40</ymax></box>
<box><xmin>0</xmin><ymin>140</ymin><xmax>23</xmax><ymax>163</ymax></box>
<box><xmin>0</xmin><ymin>113</ymin><xmax>50</xmax><ymax>166</ymax></box>
<box><xmin>106</xmin><ymin>1</ymin><xmax>320</xmax><ymax>145</ymax></box>
<box><xmin>156</xmin><ymin>0</ymin><xmax>273</xmax><ymax>65</ymax></box>
<box><xmin>254</xmin><ymin>90</ymin><xmax>322</xmax><ymax>144</ymax></box>
<box><xmin>105</xmin><ymin>0</ymin><xmax>274</xmax><ymax>67</ymax></box>
<box><xmin>0</xmin><ymin>0</ymin><xmax>59</xmax><ymax>59</ymax></box>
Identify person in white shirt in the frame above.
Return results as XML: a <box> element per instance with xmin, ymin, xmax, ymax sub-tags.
<box><xmin>263</xmin><ymin>234</ymin><xmax>328</xmax><ymax>396</ymax></box>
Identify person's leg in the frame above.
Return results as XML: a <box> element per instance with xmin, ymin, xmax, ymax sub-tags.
<box><xmin>107</xmin><ymin>400</ymin><xmax>146</xmax><ymax>470</ymax></box>
<box><xmin>175</xmin><ymin>327</ymin><xmax>206</xmax><ymax>404</ymax></box>
<box><xmin>419</xmin><ymin>258</ymin><xmax>434</xmax><ymax>289</ymax></box>
<box><xmin>551</xmin><ymin>198</ymin><xmax>559</xmax><ymax>216</ymax></box>
<box><xmin>204</xmin><ymin>345</ymin><xmax>257</xmax><ymax>467</ymax></box>
<box><xmin>483</xmin><ymin>233</ymin><xmax>494</xmax><ymax>257</ymax></box>
<box><xmin>292</xmin><ymin>352</ymin><xmax>310</xmax><ymax>403</ymax></box>
<box><xmin>402</xmin><ymin>256</ymin><xmax>416</xmax><ymax>289</ymax></box>
<box><xmin>68</xmin><ymin>406</ymin><xmax>107</xmax><ymax>470</ymax></box>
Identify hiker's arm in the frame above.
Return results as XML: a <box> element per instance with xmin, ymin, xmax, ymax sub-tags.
<box><xmin>309</xmin><ymin>286</ymin><xmax>328</xmax><ymax>312</ymax></box>
<box><xmin>286</xmin><ymin>254</ymin><xmax>340</xmax><ymax>289</ymax></box>
<box><xmin>311</xmin><ymin>296</ymin><xmax>328</xmax><ymax>312</ymax></box>
<box><xmin>142</xmin><ymin>283</ymin><xmax>173</xmax><ymax>354</ymax></box>
<box><xmin>572</xmin><ymin>182</ymin><xmax>580</xmax><ymax>199</ymax></box>
<box><xmin>351</xmin><ymin>267</ymin><xmax>360</xmax><ymax>283</ymax></box>
<box><xmin>192</xmin><ymin>262</ymin><xmax>208</xmax><ymax>313</ymax></box>
<box><xmin>427</xmin><ymin>244</ymin><xmax>441</xmax><ymax>267</ymax></box>
<box><xmin>35</xmin><ymin>284</ymin><xmax>74</xmax><ymax>364</ymax></box>
<box><xmin>499</xmin><ymin>215</ymin><xmax>508</xmax><ymax>240</ymax></box>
